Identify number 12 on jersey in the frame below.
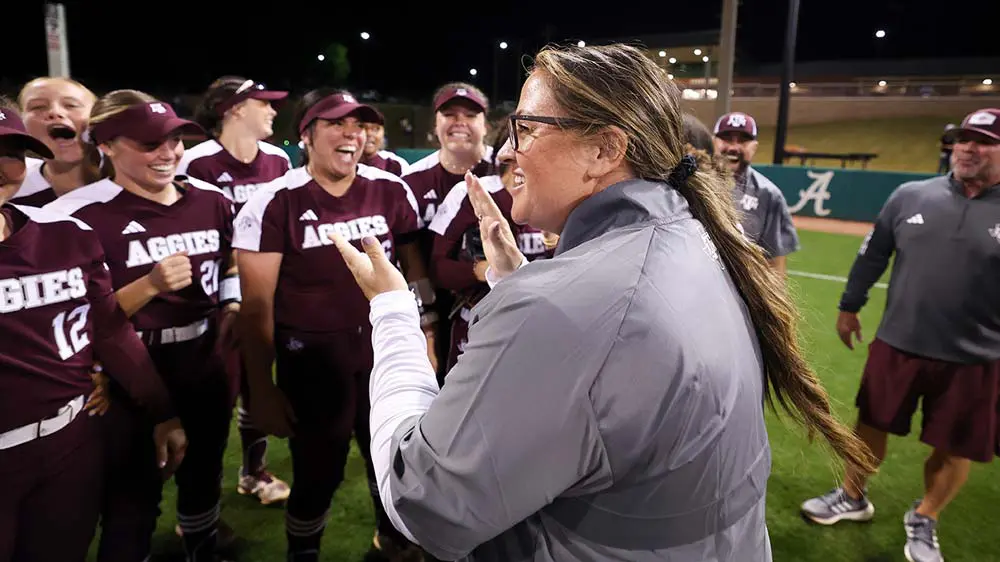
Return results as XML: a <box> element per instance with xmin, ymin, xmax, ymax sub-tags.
<box><xmin>52</xmin><ymin>303</ymin><xmax>91</xmax><ymax>360</ymax></box>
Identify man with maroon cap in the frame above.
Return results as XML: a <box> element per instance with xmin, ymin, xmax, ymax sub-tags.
<box><xmin>712</xmin><ymin>111</ymin><xmax>799</xmax><ymax>274</ymax></box>
<box><xmin>403</xmin><ymin>82</ymin><xmax>494</xmax><ymax>378</ymax></box>
<box><xmin>0</xmin><ymin>100</ymin><xmax>186</xmax><ymax>562</ymax></box>
<box><xmin>801</xmin><ymin>108</ymin><xmax>1000</xmax><ymax>562</ymax></box>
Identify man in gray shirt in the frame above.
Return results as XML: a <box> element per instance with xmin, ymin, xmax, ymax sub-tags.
<box><xmin>801</xmin><ymin>108</ymin><xmax>1000</xmax><ymax>562</ymax></box>
<box><xmin>713</xmin><ymin>112</ymin><xmax>800</xmax><ymax>274</ymax></box>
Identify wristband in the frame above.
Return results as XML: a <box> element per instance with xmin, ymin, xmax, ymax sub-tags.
<box><xmin>408</xmin><ymin>278</ymin><xmax>436</xmax><ymax>308</ymax></box>
<box><xmin>219</xmin><ymin>275</ymin><xmax>242</xmax><ymax>305</ymax></box>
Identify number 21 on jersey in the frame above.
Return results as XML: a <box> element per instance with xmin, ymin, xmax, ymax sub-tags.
<box><xmin>201</xmin><ymin>259</ymin><xmax>221</xmax><ymax>296</ymax></box>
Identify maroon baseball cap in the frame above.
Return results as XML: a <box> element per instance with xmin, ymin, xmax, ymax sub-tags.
<box><xmin>0</xmin><ymin>107</ymin><xmax>55</xmax><ymax>159</ymax></box>
<box><xmin>950</xmin><ymin>108</ymin><xmax>1000</xmax><ymax>142</ymax></box>
<box><xmin>713</xmin><ymin>112</ymin><xmax>758</xmax><ymax>140</ymax></box>
<box><xmin>89</xmin><ymin>101</ymin><xmax>205</xmax><ymax>145</ymax></box>
<box><xmin>215</xmin><ymin>79</ymin><xmax>289</xmax><ymax>115</ymax></box>
<box><xmin>434</xmin><ymin>86</ymin><xmax>488</xmax><ymax>113</ymax></box>
<box><xmin>298</xmin><ymin>92</ymin><xmax>383</xmax><ymax>134</ymax></box>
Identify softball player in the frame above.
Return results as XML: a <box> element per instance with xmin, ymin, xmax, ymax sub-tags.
<box><xmin>179</xmin><ymin>75</ymin><xmax>292</xmax><ymax>506</ymax></box>
<box><xmin>13</xmin><ymin>77</ymin><xmax>96</xmax><ymax>206</ymax></box>
<box><xmin>46</xmin><ymin>90</ymin><xmax>238</xmax><ymax>562</ymax></box>
<box><xmin>0</xmin><ymin>100</ymin><xmax>185</xmax><ymax>562</ymax></box>
<box><xmin>234</xmin><ymin>89</ymin><xmax>428</xmax><ymax>561</ymax></box>
<box><xmin>402</xmin><ymin>82</ymin><xmax>495</xmax><ymax>377</ymax></box>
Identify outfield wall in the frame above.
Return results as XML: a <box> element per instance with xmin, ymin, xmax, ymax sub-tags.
<box><xmin>280</xmin><ymin>147</ymin><xmax>935</xmax><ymax>224</ymax></box>
<box><xmin>752</xmin><ymin>164</ymin><xmax>935</xmax><ymax>223</ymax></box>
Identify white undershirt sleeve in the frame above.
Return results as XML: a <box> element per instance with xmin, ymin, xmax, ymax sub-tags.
<box><xmin>368</xmin><ymin>289</ymin><xmax>440</xmax><ymax>542</ymax></box>
<box><xmin>484</xmin><ymin>255</ymin><xmax>529</xmax><ymax>289</ymax></box>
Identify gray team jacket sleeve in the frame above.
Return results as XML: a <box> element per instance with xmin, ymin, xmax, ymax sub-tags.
<box><xmin>760</xmin><ymin>190</ymin><xmax>800</xmax><ymax>258</ymax></box>
<box><xmin>839</xmin><ymin>187</ymin><xmax>903</xmax><ymax>312</ymax></box>
<box><xmin>384</xmin><ymin>290</ymin><xmax>614</xmax><ymax>560</ymax></box>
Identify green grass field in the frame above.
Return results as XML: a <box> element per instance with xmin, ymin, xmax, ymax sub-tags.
<box><xmin>99</xmin><ymin>229</ymin><xmax>1000</xmax><ymax>562</ymax></box>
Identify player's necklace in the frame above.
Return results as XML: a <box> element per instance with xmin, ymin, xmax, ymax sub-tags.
<box><xmin>440</xmin><ymin>150</ymin><xmax>481</xmax><ymax>176</ymax></box>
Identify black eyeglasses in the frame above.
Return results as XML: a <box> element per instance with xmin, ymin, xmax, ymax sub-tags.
<box><xmin>508</xmin><ymin>114</ymin><xmax>589</xmax><ymax>151</ymax></box>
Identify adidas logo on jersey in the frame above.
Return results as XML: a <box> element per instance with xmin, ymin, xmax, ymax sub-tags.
<box><xmin>121</xmin><ymin>221</ymin><xmax>146</xmax><ymax>235</ymax></box>
<box><xmin>423</xmin><ymin>190</ymin><xmax>437</xmax><ymax>200</ymax></box>
<box><xmin>216</xmin><ymin>172</ymin><xmax>234</xmax><ymax>183</ymax></box>
<box><xmin>299</xmin><ymin>209</ymin><xmax>319</xmax><ymax>222</ymax></box>
<box><xmin>906</xmin><ymin>213</ymin><xmax>924</xmax><ymax>225</ymax></box>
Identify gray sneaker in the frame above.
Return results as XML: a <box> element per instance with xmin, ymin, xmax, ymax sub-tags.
<box><xmin>904</xmin><ymin>502</ymin><xmax>944</xmax><ymax>562</ymax></box>
<box><xmin>800</xmin><ymin>486</ymin><xmax>876</xmax><ymax>525</ymax></box>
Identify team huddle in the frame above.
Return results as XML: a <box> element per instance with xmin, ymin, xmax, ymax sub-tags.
<box><xmin>0</xmin><ymin>75</ymin><xmax>563</xmax><ymax>562</ymax></box>
<box><xmin>2</xmin><ymin>65</ymin><xmax>997</xmax><ymax>562</ymax></box>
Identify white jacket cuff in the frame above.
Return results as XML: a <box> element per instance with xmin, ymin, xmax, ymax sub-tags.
<box><xmin>368</xmin><ymin>289</ymin><xmax>440</xmax><ymax>544</ymax></box>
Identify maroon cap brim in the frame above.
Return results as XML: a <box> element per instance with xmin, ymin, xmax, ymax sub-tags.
<box><xmin>0</xmin><ymin>127</ymin><xmax>55</xmax><ymax>159</ymax></box>
<box><xmin>314</xmin><ymin>104</ymin><xmax>383</xmax><ymax>126</ymax></box>
<box><xmin>250</xmin><ymin>90</ymin><xmax>288</xmax><ymax>102</ymax></box>
<box><xmin>124</xmin><ymin>118</ymin><xmax>206</xmax><ymax>144</ymax></box>
<box><xmin>951</xmin><ymin>126</ymin><xmax>1000</xmax><ymax>142</ymax></box>
<box><xmin>435</xmin><ymin>93</ymin><xmax>487</xmax><ymax>113</ymax></box>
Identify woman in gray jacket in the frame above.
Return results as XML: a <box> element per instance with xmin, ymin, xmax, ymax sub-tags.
<box><xmin>332</xmin><ymin>43</ymin><xmax>875</xmax><ymax>561</ymax></box>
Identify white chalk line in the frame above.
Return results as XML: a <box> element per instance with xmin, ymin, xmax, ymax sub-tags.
<box><xmin>787</xmin><ymin>270</ymin><xmax>888</xmax><ymax>290</ymax></box>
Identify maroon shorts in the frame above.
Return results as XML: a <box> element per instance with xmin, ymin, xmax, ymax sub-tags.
<box><xmin>856</xmin><ymin>338</ymin><xmax>1000</xmax><ymax>462</ymax></box>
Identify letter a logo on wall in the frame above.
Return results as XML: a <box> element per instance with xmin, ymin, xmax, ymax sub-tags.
<box><xmin>148</xmin><ymin>103</ymin><xmax>167</xmax><ymax>114</ymax></box>
<box><xmin>788</xmin><ymin>170</ymin><xmax>834</xmax><ymax>217</ymax></box>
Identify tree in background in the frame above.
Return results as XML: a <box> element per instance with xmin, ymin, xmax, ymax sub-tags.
<box><xmin>321</xmin><ymin>43</ymin><xmax>351</xmax><ymax>86</ymax></box>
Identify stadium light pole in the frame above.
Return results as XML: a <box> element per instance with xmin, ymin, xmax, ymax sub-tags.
<box><xmin>772</xmin><ymin>0</ymin><xmax>800</xmax><ymax>165</ymax></box>
<box><xmin>44</xmin><ymin>3</ymin><xmax>71</xmax><ymax>77</ymax></box>
<box><xmin>714</xmin><ymin>0</ymin><xmax>739</xmax><ymax>116</ymax></box>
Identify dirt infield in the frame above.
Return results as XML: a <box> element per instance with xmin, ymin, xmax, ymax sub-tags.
<box><xmin>793</xmin><ymin>216</ymin><xmax>873</xmax><ymax>236</ymax></box>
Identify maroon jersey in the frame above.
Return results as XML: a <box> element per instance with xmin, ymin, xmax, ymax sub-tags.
<box><xmin>10</xmin><ymin>158</ymin><xmax>58</xmax><ymax>207</ymax></box>
<box><xmin>233</xmin><ymin>164</ymin><xmax>420</xmax><ymax>333</ymax></box>
<box><xmin>402</xmin><ymin>150</ymin><xmax>494</xmax><ymax>228</ymax></box>
<box><xmin>177</xmin><ymin>139</ymin><xmax>291</xmax><ymax>213</ymax></box>
<box><xmin>0</xmin><ymin>204</ymin><xmax>173</xmax><ymax>432</ymax></box>
<box><xmin>361</xmin><ymin>150</ymin><xmax>409</xmax><ymax>178</ymax></box>
<box><xmin>44</xmin><ymin>178</ymin><xmax>235</xmax><ymax>331</ymax></box>
<box><xmin>428</xmin><ymin>174</ymin><xmax>552</xmax><ymax>293</ymax></box>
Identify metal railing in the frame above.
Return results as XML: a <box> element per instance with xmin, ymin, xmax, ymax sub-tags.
<box><xmin>673</xmin><ymin>78</ymin><xmax>997</xmax><ymax>98</ymax></box>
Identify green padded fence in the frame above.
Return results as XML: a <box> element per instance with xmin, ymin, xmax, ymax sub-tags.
<box><xmin>753</xmin><ymin>165</ymin><xmax>935</xmax><ymax>223</ymax></box>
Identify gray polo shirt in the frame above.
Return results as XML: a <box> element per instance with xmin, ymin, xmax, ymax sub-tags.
<box><xmin>840</xmin><ymin>175</ymin><xmax>1000</xmax><ymax>363</ymax></box>
<box><xmin>383</xmin><ymin>178</ymin><xmax>773</xmax><ymax>561</ymax></box>
<box><xmin>734</xmin><ymin>167</ymin><xmax>800</xmax><ymax>258</ymax></box>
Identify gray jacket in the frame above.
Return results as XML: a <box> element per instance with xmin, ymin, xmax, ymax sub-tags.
<box><xmin>388</xmin><ymin>178</ymin><xmax>773</xmax><ymax>561</ymax></box>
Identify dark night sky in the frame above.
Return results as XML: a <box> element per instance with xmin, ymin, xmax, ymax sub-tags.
<box><xmin>5</xmin><ymin>0</ymin><xmax>999</xmax><ymax>103</ymax></box>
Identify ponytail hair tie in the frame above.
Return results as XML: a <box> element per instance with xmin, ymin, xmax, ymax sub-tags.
<box><xmin>669</xmin><ymin>154</ymin><xmax>698</xmax><ymax>186</ymax></box>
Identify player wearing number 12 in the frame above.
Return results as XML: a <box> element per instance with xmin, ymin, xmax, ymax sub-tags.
<box><xmin>0</xmin><ymin>100</ymin><xmax>186</xmax><ymax>561</ymax></box>
<box><xmin>45</xmin><ymin>90</ymin><xmax>239</xmax><ymax>562</ymax></box>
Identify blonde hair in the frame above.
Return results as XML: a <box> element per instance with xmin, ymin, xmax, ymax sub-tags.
<box><xmin>17</xmin><ymin>76</ymin><xmax>97</xmax><ymax>110</ymax></box>
<box><xmin>531</xmin><ymin>43</ymin><xmax>877</xmax><ymax>474</ymax></box>
<box><xmin>82</xmin><ymin>89</ymin><xmax>158</xmax><ymax>182</ymax></box>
